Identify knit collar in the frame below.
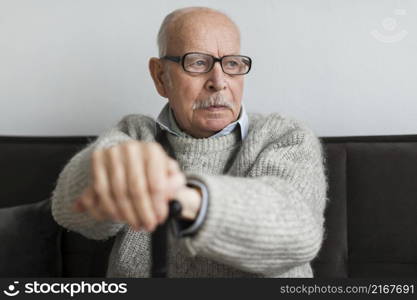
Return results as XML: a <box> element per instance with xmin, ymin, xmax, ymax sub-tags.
<box><xmin>165</xmin><ymin>125</ymin><xmax>242</xmax><ymax>154</ymax></box>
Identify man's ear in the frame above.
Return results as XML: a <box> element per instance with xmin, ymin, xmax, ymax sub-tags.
<box><xmin>149</xmin><ymin>58</ymin><xmax>168</xmax><ymax>98</ymax></box>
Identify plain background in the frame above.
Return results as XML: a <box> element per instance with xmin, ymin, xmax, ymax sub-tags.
<box><xmin>0</xmin><ymin>0</ymin><xmax>416</xmax><ymax>137</ymax></box>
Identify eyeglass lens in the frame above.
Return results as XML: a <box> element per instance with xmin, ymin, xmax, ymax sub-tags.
<box><xmin>183</xmin><ymin>53</ymin><xmax>250</xmax><ymax>74</ymax></box>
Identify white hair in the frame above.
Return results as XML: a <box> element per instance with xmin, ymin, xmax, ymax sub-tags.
<box><xmin>157</xmin><ymin>7</ymin><xmax>238</xmax><ymax>57</ymax></box>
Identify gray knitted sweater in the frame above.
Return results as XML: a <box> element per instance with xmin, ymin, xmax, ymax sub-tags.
<box><xmin>51</xmin><ymin>112</ymin><xmax>328</xmax><ymax>278</ymax></box>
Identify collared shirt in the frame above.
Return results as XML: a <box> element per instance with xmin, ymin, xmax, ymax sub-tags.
<box><xmin>155</xmin><ymin>102</ymin><xmax>249</xmax><ymax>237</ymax></box>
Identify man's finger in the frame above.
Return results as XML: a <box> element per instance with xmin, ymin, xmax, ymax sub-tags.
<box><xmin>145</xmin><ymin>143</ymin><xmax>169</xmax><ymax>224</ymax></box>
<box><xmin>101</xmin><ymin>145</ymin><xmax>142</xmax><ymax>229</ymax></box>
<box><xmin>91</xmin><ymin>150</ymin><xmax>115</xmax><ymax>220</ymax></box>
<box><xmin>125</xmin><ymin>143</ymin><xmax>157</xmax><ymax>231</ymax></box>
<box><xmin>107</xmin><ymin>146</ymin><xmax>129</xmax><ymax>220</ymax></box>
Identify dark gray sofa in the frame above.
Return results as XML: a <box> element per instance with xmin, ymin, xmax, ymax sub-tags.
<box><xmin>1</xmin><ymin>134</ymin><xmax>416</xmax><ymax>277</ymax></box>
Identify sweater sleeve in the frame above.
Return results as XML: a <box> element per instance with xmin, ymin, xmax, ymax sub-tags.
<box><xmin>51</xmin><ymin>126</ymin><xmax>135</xmax><ymax>240</ymax></box>
<box><xmin>179</xmin><ymin>124</ymin><xmax>328</xmax><ymax>276</ymax></box>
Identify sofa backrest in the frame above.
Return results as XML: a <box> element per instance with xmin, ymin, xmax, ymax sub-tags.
<box><xmin>0</xmin><ymin>136</ymin><xmax>112</xmax><ymax>277</ymax></box>
<box><xmin>313</xmin><ymin>135</ymin><xmax>417</xmax><ymax>278</ymax></box>
<box><xmin>1</xmin><ymin>135</ymin><xmax>416</xmax><ymax>278</ymax></box>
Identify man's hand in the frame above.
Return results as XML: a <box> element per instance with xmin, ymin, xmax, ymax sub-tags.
<box><xmin>72</xmin><ymin>141</ymin><xmax>202</xmax><ymax>232</ymax></box>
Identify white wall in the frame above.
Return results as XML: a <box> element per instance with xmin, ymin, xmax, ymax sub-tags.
<box><xmin>0</xmin><ymin>0</ymin><xmax>416</xmax><ymax>137</ymax></box>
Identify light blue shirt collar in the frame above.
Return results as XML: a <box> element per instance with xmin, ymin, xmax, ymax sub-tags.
<box><xmin>156</xmin><ymin>103</ymin><xmax>249</xmax><ymax>140</ymax></box>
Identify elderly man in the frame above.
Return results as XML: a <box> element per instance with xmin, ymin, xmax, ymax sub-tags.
<box><xmin>51</xmin><ymin>7</ymin><xmax>328</xmax><ymax>278</ymax></box>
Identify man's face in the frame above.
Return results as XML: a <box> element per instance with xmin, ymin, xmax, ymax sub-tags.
<box><xmin>153</xmin><ymin>12</ymin><xmax>244</xmax><ymax>138</ymax></box>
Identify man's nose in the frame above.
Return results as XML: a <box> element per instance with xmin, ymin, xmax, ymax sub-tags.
<box><xmin>205</xmin><ymin>62</ymin><xmax>227</xmax><ymax>92</ymax></box>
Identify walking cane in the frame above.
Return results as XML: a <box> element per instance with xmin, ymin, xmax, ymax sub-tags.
<box><xmin>151</xmin><ymin>200</ymin><xmax>182</xmax><ymax>278</ymax></box>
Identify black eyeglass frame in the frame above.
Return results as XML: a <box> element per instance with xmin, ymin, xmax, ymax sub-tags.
<box><xmin>161</xmin><ymin>52</ymin><xmax>252</xmax><ymax>75</ymax></box>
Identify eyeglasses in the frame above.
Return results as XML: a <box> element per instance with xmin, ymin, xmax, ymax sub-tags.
<box><xmin>161</xmin><ymin>52</ymin><xmax>252</xmax><ymax>75</ymax></box>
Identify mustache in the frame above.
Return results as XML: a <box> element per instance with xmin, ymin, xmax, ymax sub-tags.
<box><xmin>192</xmin><ymin>93</ymin><xmax>235</xmax><ymax>110</ymax></box>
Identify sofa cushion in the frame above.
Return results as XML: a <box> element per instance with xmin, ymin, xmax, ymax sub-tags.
<box><xmin>0</xmin><ymin>199</ymin><xmax>62</xmax><ymax>277</ymax></box>
<box><xmin>61</xmin><ymin>231</ymin><xmax>115</xmax><ymax>277</ymax></box>
<box><xmin>313</xmin><ymin>136</ymin><xmax>417</xmax><ymax>278</ymax></box>
<box><xmin>347</xmin><ymin>141</ymin><xmax>417</xmax><ymax>277</ymax></box>
<box><xmin>311</xmin><ymin>143</ymin><xmax>348</xmax><ymax>277</ymax></box>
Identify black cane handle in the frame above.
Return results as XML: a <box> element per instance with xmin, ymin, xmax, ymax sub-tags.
<box><xmin>151</xmin><ymin>200</ymin><xmax>182</xmax><ymax>278</ymax></box>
